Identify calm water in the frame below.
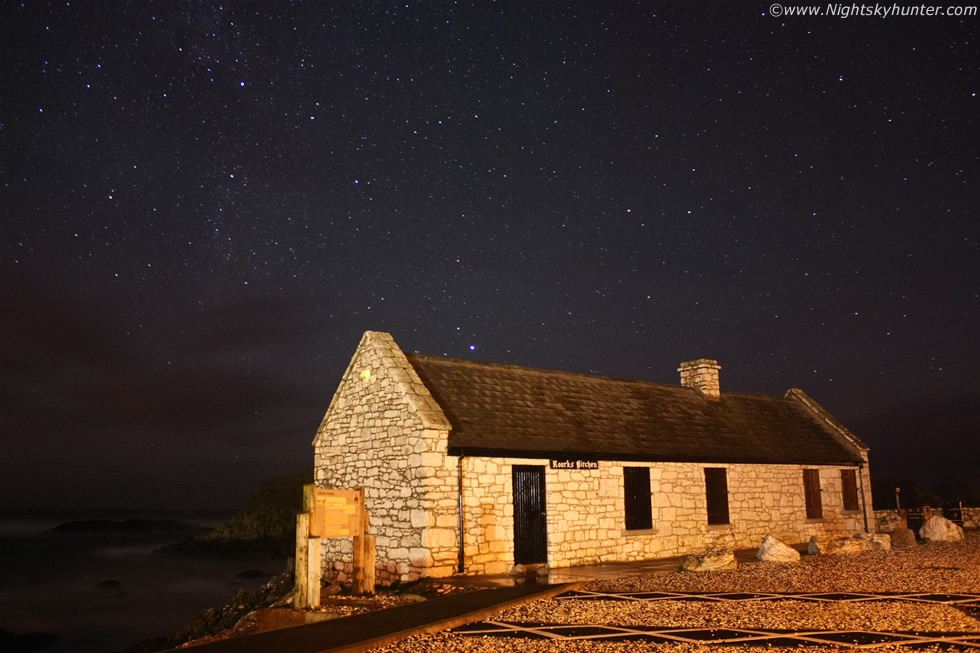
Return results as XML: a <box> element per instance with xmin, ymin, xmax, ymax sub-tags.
<box><xmin>0</xmin><ymin>510</ymin><xmax>288</xmax><ymax>653</ymax></box>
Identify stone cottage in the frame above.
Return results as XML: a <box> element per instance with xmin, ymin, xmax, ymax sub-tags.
<box><xmin>313</xmin><ymin>331</ymin><xmax>872</xmax><ymax>585</ymax></box>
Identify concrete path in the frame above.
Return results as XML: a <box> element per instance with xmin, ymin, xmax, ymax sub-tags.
<box><xmin>161</xmin><ymin>581</ymin><xmax>578</xmax><ymax>653</ymax></box>
<box><xmin>164</xmin><ymin>546</ymin><xmax>800</xmax><ymax>652</ymax></box>
<box><xmin>452</xmin><ymin>545</ymin><xmax>793</xmax><ymax>587</ymax></box>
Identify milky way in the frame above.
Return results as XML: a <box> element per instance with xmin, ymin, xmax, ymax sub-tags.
<box><xmin>2</xmin><ymin>2</ymin><xmax>977</xmax><ymax>507</ymax></box>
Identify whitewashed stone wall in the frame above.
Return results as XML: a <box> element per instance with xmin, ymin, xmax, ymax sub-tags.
<box><xmin>313</xmin><ymin>332</ymin><xmax>874</xmax><ymax>585</ymax></box>
<box><xmin>458</xmin><ymin>457</ymin><xmax>871</xmax><ymax>575</ymax></box>
<box><xmin>312</xmin><ymin>331</ymin><xmax>459</xmax><ymax>585</ymax></box>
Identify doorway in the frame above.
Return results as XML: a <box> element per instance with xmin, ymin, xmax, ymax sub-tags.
<box><xmin>512</xmin><ymin>465</ymin><xmax>547</xmax><ymax>564</ymax></box>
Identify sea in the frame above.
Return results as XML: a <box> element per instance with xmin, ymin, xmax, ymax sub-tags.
<box><xmin>0</xmin><ymin>509</ymin><xmax>289</xmax><ymax>653</ymax></box>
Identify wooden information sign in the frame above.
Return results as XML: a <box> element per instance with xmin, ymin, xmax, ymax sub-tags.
<box><xmin>295</xmin><ymin>484</ymin><xmax>375</xmax><ymax>608</ymax></box>
<box><xmin>310</xmin><ymin>488</ymin><xmax>362</xmax><ymax>537</ymax></box>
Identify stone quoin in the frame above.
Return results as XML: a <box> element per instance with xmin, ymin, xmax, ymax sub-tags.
<box><xmin>313</xmin><ymin>331</ymin><xmax>872</xmax><ymax>585</ymax></box>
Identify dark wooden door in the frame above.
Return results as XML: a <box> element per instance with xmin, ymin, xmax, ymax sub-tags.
<box><xmin>512</xmin><ymin>465</ymin><xmax>547</xmax><ymax>565</ymax></box>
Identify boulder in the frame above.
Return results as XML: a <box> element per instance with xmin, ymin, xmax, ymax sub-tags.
<box><xmin>808</xmin><ymin>535</ymin><xmax>865</xmax><ymax>555</ymax></box>
<box><xmin>869</xmin><ymin>533</ymin><xmax>892</xmax><ymax>551</ymax></box>
<box><xmin>854</xmin><ymin>532</ymin><xmax>891</xmax><ymax>552</ymax></box>
<box><xmin>756</xmin><ymin>535</ymin><xmax>800</xmax><ymax>563</ymax></box>
<box><xmin>919</xmin><ymin>515</ymin><xmax>964</xmax><ymax>543</ymax></box>
<box><xmin>875</xmin><ymin>512</ymin><xmax>905</xmax><ymax>533</ymax></box>
<box><xmin>889</xmin><ymin>528</ymin><xmax>918</xmax><ymax>548</ymax></box>
<box><xmin>679</xmin><ymin>549</ymin><xmax>737</xmax><ymax>572</ymax></box>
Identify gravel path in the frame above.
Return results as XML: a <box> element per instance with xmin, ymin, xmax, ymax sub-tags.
<box><xmin>379</xmin><ymin>531</ymin><xmax>980</xmax><ymax>652</ymax></box>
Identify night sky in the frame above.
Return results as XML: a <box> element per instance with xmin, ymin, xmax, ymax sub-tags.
<box><xmin>2</xmin><ymin>2</ymin><xmax>977</xmax><ymax>510</ymax></box>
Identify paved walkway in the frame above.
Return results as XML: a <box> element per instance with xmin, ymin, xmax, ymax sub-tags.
<box><xmin>449</xmin><ymin>545</ymin><xmax>785</xmax><ymax>587</ymax></box>
<box><xmin>161</xmin><ymin>582</ymin><xmax>578</xmax><ymax>653</ymax></box>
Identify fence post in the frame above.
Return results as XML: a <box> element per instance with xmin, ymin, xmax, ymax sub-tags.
<box><xmin>294</xmin><ymin>512</ymin><xmax>310</xmax><ymax>609</ymax></box>
<box><xmin>307</xmin><ymin>533</ymin><xmax>321</xmax><ymax>607</ymax></box>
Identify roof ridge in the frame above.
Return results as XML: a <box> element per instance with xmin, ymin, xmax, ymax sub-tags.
<box><xmin>406</xmin><ymin>352</ymin><xmax>682</xmax><ymax>387</ymax></box>
<box><xmin>405</xmin><ymin>352</ymin><xmax>794</xmax><ymax>401</ymax></box>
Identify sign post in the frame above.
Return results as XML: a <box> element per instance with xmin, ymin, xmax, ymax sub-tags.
<box><xmin>295</xmin><ymin>485</ymin><xmax>375</xmax><ymax>608</ymax></box>
<box><xmin>352</xmin><ymin>505</ymin><xmax>376</xmax><ymax>594</ymax></box>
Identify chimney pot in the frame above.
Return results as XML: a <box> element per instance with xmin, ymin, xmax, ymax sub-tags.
<box><xmin>678</xmin><ymin>359</ymin><xmax>722</xmax><ymax>399</ymax></box>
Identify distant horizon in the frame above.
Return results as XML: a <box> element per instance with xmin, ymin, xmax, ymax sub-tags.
<box><xmin>0</xmin><ymin>506</ymin><xmax>240</xmax><ymax>513</ymax></box>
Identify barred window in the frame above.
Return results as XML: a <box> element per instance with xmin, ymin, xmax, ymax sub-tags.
<box><xmin>624</xmin><ymin>467</ymin><xmax>652</xmax><ymax>530</ymax></box>
<box><xmin>841</xmin><ymin>469</ymin><xmax>860</xmax><ymax>512</ymax></box>
<box><xmin>704</xmin><ymin>468</ymin><xmax>730</xmax><ymax>525</ymax></box>
<box><xmin>804</xmin><ymin>469</ymin><xmax>823</xmax><ymax>519</ymax></box>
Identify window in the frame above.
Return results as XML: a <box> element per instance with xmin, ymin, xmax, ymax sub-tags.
<box><xmin>841</xmin><ymin>469</ymin><xmax>859</xmax><ymax>512</ymax></box>
<box><xmin>624</xmin><ymin>467</ymin><xmax>652</xmax><ymax>530</ymax></box>
<box><xmin>803</xmin><ymin>469</ymin><xmax>823</xmax><ymax>519</ymax></box>
<box><xmin>704</xmin><ymin>467</ymin><xmax>730</xmax><ymax>525</ymax></box>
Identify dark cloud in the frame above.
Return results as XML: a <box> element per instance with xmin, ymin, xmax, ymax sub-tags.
<box><xmin>851</xmin><ymin>396</ymin><xmax>980</xmax><ymax>486</ymax></box>
<box><xmin>0</xmin><ymin>277</ymin><xmax>323</xmax><ymax>507</ymax></box>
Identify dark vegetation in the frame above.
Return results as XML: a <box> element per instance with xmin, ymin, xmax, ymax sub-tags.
<box><xmin>124</xmin><ymin>571</ymin><xmax>296</xmax><ymax>653</ymax></box>
<box><xmin>161</xmin><ymin>469</ymin><xmax>313</xmax><ymax>556</ymax></box>
<box><xmin>0</xmin><ymin>628</ymin><xmax>59</xmax><ymax>653</ymax></box>
<box><xmin>872</xmin><ymin>476</ymin><xmax>980</xmax><ymax>509</ymax></box>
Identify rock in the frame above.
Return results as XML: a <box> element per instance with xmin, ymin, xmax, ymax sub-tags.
<box><xmin>170</xmin><ymin>572</ymin><xmax>295</xmax><ymax>646</ymax></box>
<box><xmin>534</xmin><ymin>564</ymin><xmax>550</xmax><ymax>577</ymax></box>
<box><xmin>756</xmin><ymin>535</ymin><xmax>800</xmax><ymax>562</ymax></box>
<box><xmin>235</xmin><ymin>569</ymin><xmax>266</xmax><ymax>579</ymax></box>
<box><xmin>889</xmin><ymin>528</ymin><xmax>918</xmax><ymax>548</ymax></box>
<box><xmin>679</xmin><ymin>549</ymin><xmax>737</xmax><ymax>572</ymax></box>
<box><xmin>852</xmin><ymin>532</ymin><xmax>891</xmax><ymax>551</ymax></box>
<box><xmin>509</xmin><ymin>564</ymin><xmax>526</xmax><ymax>575</ymax></box>
<box><xmin>865</xmin><ymin>533</ymin><xmax>892</xmax><ymax>551</ymax></box>
<box><xmin>322</xmin><ymin>582</ymin><xmax>342</xmax><ymax>596</ymax></box>
<box><xmin>808</xmin><ymin>535</ymin><xmax>865</xmax><ymax>555</ymax></box>
<box><xmin>875</xmin><ymin>512</ymin><xmax>905</xmax><ymax>533</ymax></box>
<box><xmin>919</xmin><ymin>515</ymin><xmax>964</xmax><ymax>542</ymax></box>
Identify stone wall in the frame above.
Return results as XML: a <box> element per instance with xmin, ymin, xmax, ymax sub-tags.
<box><xmin>873</xmin><ymin>507</ymin><xmax>980</xmax><ymax>531</ymax></box>
<box><xmin>312</xmin><ymin>331</ymin><xmax>458</xmax><ymax>586</ymax></box>
<box><xmin>458</xmin><ymin>457</ymin><xmax>870</xmax><ymax>575</ymax></box>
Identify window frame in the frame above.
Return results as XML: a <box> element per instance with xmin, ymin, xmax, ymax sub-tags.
<box><xmin>840</xmin><ymin>469</ymin><xmax>860</xmax><ymax>512</ymax></box>
<box><xmin>803</xmin><ymin>468</ymin><xmax>823</xmax><ymax>519</ymax></box>
<box><xmin>623</xmin><ymin>466</ymin><xmax>653</xmax><ymax>531</ymax></box>
<box><xmin>704</xmin><ymin>467</ymin><xmax>730</xmax><ymax>525</ymax></box>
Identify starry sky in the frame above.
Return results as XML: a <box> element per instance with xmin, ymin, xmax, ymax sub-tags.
<box><xmin>2</xmin><ymin>1</ymin><xmax>977</xmax><ymax>509</ymax></box>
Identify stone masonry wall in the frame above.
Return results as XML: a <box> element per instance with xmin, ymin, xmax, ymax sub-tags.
<box><xmin>459</xmin><ymin>457</ymin><xmax>871</xmax><ymax>575</ymax></box>
<box><xmin>312</xmin><ymin>331</ymin><xmax>458</xmax><ymax>586</ymax></box>
<box><xmin>873</xmin><ymin>507</ymin><xmax>980</xmax><ymax>530</ymax></box>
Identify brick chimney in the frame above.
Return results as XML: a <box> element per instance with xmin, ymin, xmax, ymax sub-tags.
<box><xmin>678</xmin><ymin>359</ymin><xmax>722</xmax><ymax>399</ymax></box>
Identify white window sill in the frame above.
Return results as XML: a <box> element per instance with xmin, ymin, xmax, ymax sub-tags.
<box><xmin>622</xmin><ymin>528</ymin><xmax>657</xmax><ymax>536</ymax></box>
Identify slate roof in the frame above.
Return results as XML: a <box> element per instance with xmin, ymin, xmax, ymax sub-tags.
<box><xmin>405</xmin><ymin>354</ymin><xmax>866</xmax><ymax>466</ymax></box>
